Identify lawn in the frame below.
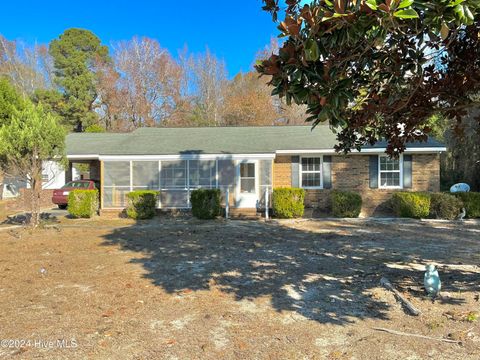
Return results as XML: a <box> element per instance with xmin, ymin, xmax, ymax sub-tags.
<box><xmin>0</xmin><ymin>217</ymin><xmax>479</xmax><ymax>359</ymax></box>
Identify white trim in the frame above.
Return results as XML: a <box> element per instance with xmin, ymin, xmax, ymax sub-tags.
<box><xmin>378</xmin><ymin>154</ymin><xmax>403</xmax><ymax>189</ymax></box>
<box><xmin>299</xmin><ymin>156</ymin><xmax>323</xmax><ymax>189</ymax></box>
<box><xmin>67</xmin><ymin>147</ymin><xmax>445</xmax><ymax>161</ymax></box>
<box><xmin>276</xmin><ymin>147</ymin><xmax>446</xmax><ymax>154</ymax></box>
<box><xmin>97</xmin><ymin>154</ymin><xmax>275</xmax><ymax>161</ymax></box>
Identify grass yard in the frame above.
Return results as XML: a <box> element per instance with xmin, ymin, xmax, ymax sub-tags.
<box><xmin>0</xmin><ymin>217</ymin><xmax>479</xmax><ymax>359</ymax></box>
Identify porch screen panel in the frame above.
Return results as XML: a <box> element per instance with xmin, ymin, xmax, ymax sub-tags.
<box><xmin>258</xmin><ymin>160</ymin><xmax>273</xmax><ymax>208</ymax></box>
<box><xmin>160</xmin><ymin>160</ymin><xmax>188</xmax><ymax>208</ymax></box>
<box><xmin>132</xmin><ymin>161</ymin><xmax>159</xmax><ymax>189</ymax></box>
<box><xmin>189</xmin><ymin>160</ymin><xmax>216</xmax><ymax>188</ymax></box>
<box><xmin>103</xmin><ymin>161</ymin><xmax>130</xmax><ymax>207</ymax></box>
<box><xmin>217</xmin><ymin>159</ymin><xmax>235</xmax><ymax>207</ymax></box>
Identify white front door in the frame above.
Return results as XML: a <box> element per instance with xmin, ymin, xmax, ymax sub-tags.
<box><xmin>236</xmin><ymin>161</ymin><xmax>258</xmax><ymax>208</ymax></box>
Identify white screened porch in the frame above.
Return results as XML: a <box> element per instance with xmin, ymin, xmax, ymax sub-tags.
<box><xmin>101</xmin><ymin>157</ymin><xmax>273</xmax><ymax>209</ymax></box>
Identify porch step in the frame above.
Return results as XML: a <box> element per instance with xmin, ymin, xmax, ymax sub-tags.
<box><xmin>228</xmin><ymin>208</ymin><xmax>260</xmax><ymax>220</ymax></box>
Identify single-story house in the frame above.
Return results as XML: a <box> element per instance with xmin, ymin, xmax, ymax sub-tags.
<box><xmin>65</xmin><ymin>125</ymin><xmax>446</xmax><ymax>216</ymax></box>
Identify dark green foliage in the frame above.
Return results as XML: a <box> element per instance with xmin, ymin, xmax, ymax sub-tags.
<box><xmin>258</xmin><ymin>1</ymin><xmax>480</xmax><ymax>156</ymax></box>
<box><xmin>67</xmin><ymin>189</ymin><xmax>99</xmax><ymax>218</ymax></box>
<box><xmin>455</xmin><ymin>192</ymin><xmax>480</xmax><ymax>218</ymax></box>
<box><xmin>391</xmin><ymin>192</ymin><xmax>430</xmax><ymax>219</ymax></box>
<box><xmin>49</xmin><ymin>28</ymin><xmax>110</xmax><ymax>129</ymax></box>
<box><xmin>190</xmin><ymin>189</ymin><xmax>221</xmax><ymax>219</ymax></box>
<box><xmin>429</xmin><ymin>193</ymin><xmax>463</xmax><ymax>220</ymax></box>
<box><xmin>125</xmin><ymin>190</ymin><xmax>158</xmax><ymax>219</ymax></box>
<box><xmin>331</xmin><ymin>190</ymin><xmax>362</xmax><ymax>218</ymax></box>
<box><xmin>272</xmin><ymin>187</ymin><xmax>305</xmax><ymax>219</ymax></box>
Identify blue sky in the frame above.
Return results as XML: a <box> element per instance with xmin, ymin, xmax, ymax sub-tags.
<box><xmin>0</xmin><ymin>0</ymin><xmax>279</xmax><ymax>76</ymax></box>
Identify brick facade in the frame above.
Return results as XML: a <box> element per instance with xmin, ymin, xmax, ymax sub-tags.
<box><xmin>272</xmin><ymin>156</ymin><xmax>292</xmax><ymax>188</ymax></box>
<box><xmin>2</xmin><ymin>188</ymin><xmax>55</xmax><ymax>215</ymax></box>
<box><xmin>273</xmin><ymin>154</ymin><xmax>441</xmax><ymax>217</ymax></box>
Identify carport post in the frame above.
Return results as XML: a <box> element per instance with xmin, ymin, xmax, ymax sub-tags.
<box><xmin>265</xmin><ymin>188</ymin><xmax>269</xmax><ymax>221</ymax></box>
<box><xmin>225</xmin><ymin>188</ymin><xmax>229</xmax><ymax>219</ymax></box>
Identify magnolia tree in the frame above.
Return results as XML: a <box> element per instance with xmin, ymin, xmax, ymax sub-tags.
<box><xmin>0</xmin><ymin>102</ymin><xmax>66</xmax><ymax>226</ymax></box>
<box><xmin>257</xmin><ymin>0</ymin><xmax>480</xmax><ymax>155</ymax></box>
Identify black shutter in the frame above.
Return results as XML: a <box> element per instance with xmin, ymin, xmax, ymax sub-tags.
<box><xmin>323</xmin><ymin>156</ymin><xmax>332</xmax><ymax>189</ymax></box>
<box><xmin>369</xmin><ymin>155</ymin><xmax>379</xmax><ymax>189</ymax></box>
<box><xmin>403</xmin><ymin>155</ymin><xmax>412</xmax><ymax>188</ymax></box>
<box><xmin>291</xmin><ymin>156</ymin><xmax>300</xmax><ymax>187</ymax></box>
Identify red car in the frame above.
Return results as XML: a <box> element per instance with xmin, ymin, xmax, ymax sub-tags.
<box><xmin>52</xmin><ymin>180</ymin><xmax>99</xmax><ymax>209</ymax></box>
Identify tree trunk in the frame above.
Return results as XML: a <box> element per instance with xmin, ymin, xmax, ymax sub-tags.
<box><xmin>30</xmin><ymin>171</ymin><xmax>42</xmax><ymax>228</ymax></box>
<box><xmin>0</xmin><ymin>171</ymin><xmax>4</xmax><ymax>200</ymax></box>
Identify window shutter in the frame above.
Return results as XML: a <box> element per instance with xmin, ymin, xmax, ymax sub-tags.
<box><xmin>369</xmin><ymin>155</ymin><xmax>378</xmax><ymax>189</ymax></box>
<box><xmin>322</xmin><ymin>156</ymin><xmax>332</xmax><ymax>189</ymax></box>
<box><xmin>403</xmin><ymin>155</ymin><xmax>412</xmax><ymax>188</ymax></box>
<box><xmin>291</xmin><ymin>156</ymin><xmax>300</xmax><ymax>187</ymax></box>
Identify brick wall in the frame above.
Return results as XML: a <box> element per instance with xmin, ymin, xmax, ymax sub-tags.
<box><xmin>273</xmin><ymin>156</ymin><xmax>292</xmax><ymax>188</ymax></box>
<box><xmin>3</xmin><ymin>189</ymin><xmax>55</xmax><ymax>214</ymax></box>
<box><xmin>273</xmin><ymin>154</ymin><xmax>441</xmax><ymax>217</ymax></box>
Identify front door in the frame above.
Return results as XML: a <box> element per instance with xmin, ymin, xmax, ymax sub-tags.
<box><xmin>236</xmin><ymin>161</ymin><xmax>258</xmax><ymax>208</ymax></box>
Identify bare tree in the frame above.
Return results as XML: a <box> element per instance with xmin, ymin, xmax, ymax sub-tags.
<box><xmin>186</xmin><ymin>48</ymin><xmax>228</xmax><ymax>126</ymax></box>
<box><xmin>112</xmin><ymin>37</ymin><xmax>182</xmax><ymax>128</ymax></box>
<box><xmin>0</xmin><ymin>35</ymin><xmax>54</xmax><ymax>95</ymax></box>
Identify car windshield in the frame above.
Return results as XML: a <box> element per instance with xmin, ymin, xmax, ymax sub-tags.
<box><xmin>62</xmin><ymin>181</ymin><xmax>90</xmax><ymax>189</ymax></box>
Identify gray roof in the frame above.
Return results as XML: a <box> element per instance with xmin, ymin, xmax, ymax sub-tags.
<box><xmin>66</xmin><ymin>126</ymin><xmax>445</xmax><ymax>156</ymax></box>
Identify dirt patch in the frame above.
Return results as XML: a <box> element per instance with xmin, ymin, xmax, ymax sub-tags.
<box><xmin>0</xmin><ymin>218</ymin><xmax>479</xmax><ymax>359</ymax></box>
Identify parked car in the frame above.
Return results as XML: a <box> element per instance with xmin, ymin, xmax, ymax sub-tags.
<box><xmin>52</xmin><ymin>180</ymin><xmax>99</xmax><ymax>209</ymax></box>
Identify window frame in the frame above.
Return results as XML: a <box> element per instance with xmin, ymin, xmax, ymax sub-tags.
<box><xmin>299</xmin><ymin>156</ymin><xmax>323</xmax><ymax>190</ymax></box>
<box><xmin>378</xmin><ymin>154</ymin><xmax>403</xmax><ymax>189</ymax></box>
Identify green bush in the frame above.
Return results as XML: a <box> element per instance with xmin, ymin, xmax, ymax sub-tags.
<box><xmin>272</xmin><ymin>187</ymin><xmax>305</xmax><ymax>218</ymax></box>
<box><xmin>429</xmin><ymin>193</ymin><xmax>463</xmax><ymax>220</ymax></box>
<box><xmin>391</xmin><ymin>192</ymin><xmax>430</xmax><ymax>219</ymax></box>
<box><xmin>67</xmin><ymin>189</ymin><xmax>99</xmax><ymax>218</ymax></box>
<box><xmin>454</xmin><ymin>192</ymin><xmax>480</xmax><ymax>218</ymax></box>
<box><xmin>331</xmin><ymin>190</ymin><xmax>362</xmax><ymax>218</ymax></box>
<box><xmin>125</xmin><ymin>190</ymin><xmax>158</xmax><ymax>219</ymax></box>
<box><xmin>190</xmin><ymin>189</ymin><xmax>221</xmax><ymax>219</ymax></box>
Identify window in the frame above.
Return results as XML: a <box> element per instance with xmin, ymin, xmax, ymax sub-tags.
<box><xmin>161</xmin><ymin>160</ymin><xmax>187</xmax><ymax>189</ymax></box>
<box><xmin>379</xmin><ymin>155</ymin><xmax>402</xmax><ymax>188</ymax></box>
<box><xmin>42</xmin><ymin>173</ymin><xmax>49</xmax><ymax>182</ymax></box>
<box><xmin>189</xmin><ymin>160</ymin><xmax>216</xmax><ymax>188</ymax></box>
<box><xmin>240</xmin><ymin>163</ymin><xmax>255</xmax><ymax>193</ymax></box>
<box><xmin>301</xmin><ymin>157</ymin><xmax>322</xmax><ymax>188</ymax></box>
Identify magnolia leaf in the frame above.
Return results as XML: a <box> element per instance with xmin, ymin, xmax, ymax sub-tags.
<box><xmin>393</xmin><ymin>8</ymin><xmax>419</xmax><ymax>19</ymax></box>
<box><xmin>397</xmin><ymin>0</ymin><xmax>414</xmax><ymax>9</ymax></box>
<box><xmin>365</xmin><ymin>0</ymin><xmax>378</xmax><ymax>10</ymax></box>
<box><xmin>440</xmin><ymin>22</ymin><xmax>450</xmax><ymax>40</ymax></box>
<box><xmin>304</xmin><ymin>39</ymin><xmax>320</xmax><ymax>61</ymax></box>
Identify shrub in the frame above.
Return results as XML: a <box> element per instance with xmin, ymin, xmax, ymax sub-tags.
<box><xmin>190</xmin><ymin>189</ymin><xmax>221</xmax><ymax>219</ymax></box>
<box><xmin>429</xmin><ymin>193</ymin><xmax>463</xmax><ymax>220</ymax></box>
<box><xmin>125</xmin><ymin>190</ymin><xmax>158</xmax><ymax>219</ymax></box>
<box><xmin>391</xmin><ymin>192</ymin><xmax>430</xmax><ymax>219</ymax></box>
<box><xmin>331</xmin><ymin>190</ymin><xmax>362</xmax><ymax>218</ymax></box>
<box><xmin>272</xmin><ymin>188</ymin><xmax>305</xmax><ymax>218</ymax></box>
<box><xmin>454</xmin><ymin>192</ymin><xmax>480</xmax><ymax>218</ymax></box>
<box><xmin>67</xmin><ymin>189</ymin><xmax>99</xmax><ymax>218</ymax></box>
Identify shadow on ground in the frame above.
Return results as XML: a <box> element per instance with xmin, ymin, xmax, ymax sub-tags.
<box><xmin>100</xmin><ymin>218</ymin><xmax>480</xmax><ymax>325</ymax></box>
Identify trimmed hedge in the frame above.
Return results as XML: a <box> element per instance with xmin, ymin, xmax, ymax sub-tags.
<box><xmin>126</xmin><ymin>190</ymin><xmax>158</xmax><ymax>219</ymax></box>
<box><xmin>67</xmin><ymin>189</ymin><xmax>99</xmax><ymax>218</ymax></box>
<box><xmin>190</xmin><ymin>189</ymin><xmax>221</xmax><ymax>219</ymax></box>
<box><xmin>331</xmin><ymin>190</ymin><xmax>362</xmax><ymax>218</ymax></box>
<box><xmin>454</xmin><ymin>192</ymin><xmax>480</xmax><ymax>218</ymax></box>
<box><xmin>430</xmin><ymin>193</ymin><xmax>463</xmax><ymax>220</ymax></box>
<box><xmin>391</xmin><ymin>192</ymin><xmax>430</xmax><ymax>219</ymax></box>
<box><xmin>272</xmin><ymin>187</ymin><xmax>305</xmax><ymax>219</ymax></box>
